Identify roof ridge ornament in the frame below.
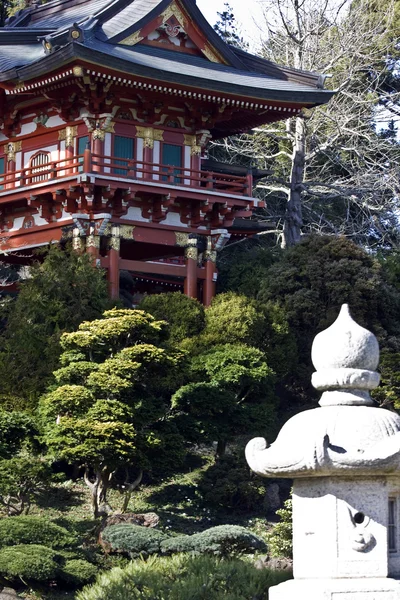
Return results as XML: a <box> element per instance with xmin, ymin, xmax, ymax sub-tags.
<box><xmin>311</xmin><ymin>304</ymin><xmax>380</xmax><ymax>407</ymax></box>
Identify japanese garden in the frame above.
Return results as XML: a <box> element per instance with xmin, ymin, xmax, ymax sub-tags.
<box><xmin>0</xmin><ymin>0</ymin><xmax>398</xmax><ymax>598</ymax></box>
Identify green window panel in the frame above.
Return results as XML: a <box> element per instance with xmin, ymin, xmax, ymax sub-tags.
<box><xmin>162</xmin><ymin>143</ymin><xmax>182</xmax><ymax>183</ymax></box>
<box><xmin>78</xmin><ymin>136</ymin><xmax>89</xmax><ymax>172</ymax></box>
<box><xmin>114</xmin><ymin>136</ymin><xmax>134</xmax><ymax>175</ymax></box>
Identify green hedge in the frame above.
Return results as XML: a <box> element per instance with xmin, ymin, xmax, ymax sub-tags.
<box><xmin>161</xmin><ymin>525</ymin><xmax>266</xmax><ymax>556</ymax></box>
<box><xmin>0</xmin><ymin>544</ymin><xmax>59</xmax><ymax>581</ymax></box>
<box><xmin>101</xmin><ymin>524</ymin><xmax>168</xmax><ymax>558</ymax></box>
<box><xmin>0</xmin><ymin>516</ymin><xmax>77</xmax><ymax>549</ymax></box>
<box><xmin>103</xmin><ymin>524</ymin><xmax>266</xmax><ymax>558</ymax></box>
<box><xmin>77</xmin><ymin>554</ymin><xmax>291</xmax><ymax>600</ymax></box>
<box><xmin>59</xmin><ymin>559</ymin><xmax>99</xmax><ymax>586</ymax></box>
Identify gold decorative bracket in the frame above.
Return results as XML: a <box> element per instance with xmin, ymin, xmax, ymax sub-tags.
<box><xmin>4</xmin><ymin>141</ymin><xmax>22</xmax><ymax>162</ymax></box>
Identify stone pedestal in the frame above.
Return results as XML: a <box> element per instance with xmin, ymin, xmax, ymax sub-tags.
<box><xmin>270</xmin><ymin>577</ymin><xmax>400</xmax><ymax>599</ymax></box>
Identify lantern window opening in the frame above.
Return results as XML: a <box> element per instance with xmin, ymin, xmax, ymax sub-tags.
<box><xmin>388</xmin><ymin>497</ymin><xmax>397</xmax><ymax>553</ymax></box>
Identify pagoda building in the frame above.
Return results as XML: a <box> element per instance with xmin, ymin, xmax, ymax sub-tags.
<box><xmin>0</xmin><ymin>0</ymin><xmax>333</xmax><ymax>304</ymax></box>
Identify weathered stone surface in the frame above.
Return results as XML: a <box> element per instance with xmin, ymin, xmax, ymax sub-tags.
<box><xmin>254</xmin><ymin>555</ymin><xmax>292</xmax><ymax>571</ymax></box>
<box><xmin>264</xmin><ymin>483</ymin><xmax>281</xmax><ymax>512</ymax></box>
<box><xmin>0</xmin><ymin>588</ymin><xmax>19</xmax><ymax>600</ymax></box>
<box><xmin>270</xmin><ymin>578</ymin><xmax>400</xmax><ymax>599</ymax></box>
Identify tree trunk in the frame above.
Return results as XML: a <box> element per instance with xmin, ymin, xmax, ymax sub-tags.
<box><xmin>216</xmin><ymin>439</ymin><xmax>227</xmax><ymax>458</ymax></box>
<box><xmin>121</xmin><ymin>469</ymin><xmax>143</xmax><ymax>514</ymax></box>
<box><xmin>97</xmin><ymin>468</ymin><xmax>113</xmax><ymax>517</ymax></box>
<box><xmin>282</xmin><ymin>116</ymin><xmax>306</xmax><ymax>249</ymax></box>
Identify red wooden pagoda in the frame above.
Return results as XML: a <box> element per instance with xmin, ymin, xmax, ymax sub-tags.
<box><xmin>0</xmin><ymin>0</ymin><xmax>333</xmax><ymax>304</ymax></box>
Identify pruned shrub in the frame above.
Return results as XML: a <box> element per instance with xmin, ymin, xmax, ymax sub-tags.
<box><xmin>77</xmin><ymin>554</ymin><xmax>291</xmax><ymax>600</ymax></box>
<box><xmin>0</xmin><ymin>544</ymin><xmax>59</xmax><ymax>581</ymax></box>
<box><xmin>59</xmin><ymin>559</ymin><xmax>98</xmax><ymax>586</ymax></box>
<box><xmin>198</xmin><ymin>454</ymin><xmax>267</xmax><ymax>511</ymax></box>
<box><xmin>161</xmin><ymin>525</ymin><xmax>266</xmax><ymax>557</ymax></box>
<box><xmin>0</xmin><ymin>516</ymin><xmax>77</xmax><ymax>549</ymax></box>
<box><xmin>101</xmin><ymin>524</ymin><xmax>168</xmax><ymax>557</ymax></box>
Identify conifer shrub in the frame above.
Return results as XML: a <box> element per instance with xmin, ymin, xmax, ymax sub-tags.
<box><xmin>161</xmin><ymin>525</ymin><xmax>266</xmax><ymax>557</ymax></box>
<box><xmin>0</xmin><ymin>515</ymin><xmax>77</xmax><ymax>549</ymax></box>
<box><xmin>139</xmin><ymin>292</ymin><xmax>205</xmax><ymax>343</ymax></box>
<box><xmin>0</xmin><ymin>544</ymin><xmax>59</xmax><ymax>581</ymax></box>
<box><xmin>267</xmin><ymin>497</ymin><xmax>293</xmax><ymax>559</ymax></box>
<box><xmin>77</xmin><ymin>554</ymin><xmax>291</xmax><ymax>600</ymax></box>
<box><xmin>197</xmin><ymin>453</ymin><xmax>267</xmax><ymax>511</ymax></box>
<box><xmin>59</xmin><ymin>559</ymin><xmax>98</xmax><ymax>586</ymax></box>
<box><xmin>103</xmin><ymin>523</ymin><xmax>265</xmax><ymax>558</ymax></box>
<box><xmin>101</xmin><ymin>524</ymin><xmax>168</xmax><ymax>557</ymax></box>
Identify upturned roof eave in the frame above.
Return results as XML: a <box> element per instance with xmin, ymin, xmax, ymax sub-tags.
<box><xmin>0</xmin><ymin>42</ymin><xmax>334</xmax><ymax>107</ymax></box>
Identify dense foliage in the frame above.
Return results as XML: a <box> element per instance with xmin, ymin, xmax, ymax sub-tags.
<box><xmin>0</xmin><ymin>245</ymin><xmax>110</xmax><ymax>403</ymax></box>
<box><xmin>77</xmin><ymin>554</ymin><xmax>290</xmax><ymax>600</ymax></box>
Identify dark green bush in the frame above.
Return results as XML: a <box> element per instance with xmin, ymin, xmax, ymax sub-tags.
<box><xmin>0</xmin><ymin>515</ymin><xmax>77</xmax><ymax>549</ymax></box>
<box><xmin>161</xmin><ymin>525</ymin><xmax>266</xmax><ymax>557</ymax></box>
<box><xmin>102</xmin><ymin>524</ymin><xmax>168</xmax><ymax>557</ymax></box>
<box><xmin>139</xmin><ymin>292</ymin><xmax>205</xmax><ymax>343</ymax></box>
<box><xmin>59</xmin><ymin>559</ymin><xmax>98</xmax><ymax>586</ymax></box>
<box><xmin>0</xmin><ymin>544</ymin><xmax>59</xmax><ymax>581</ymax></box>
<box><xmin>77</xmin><ymin>554</ymin><xmax>291</xmax><ymax>600</ymax></box>
<box><xmin>198</xmin><ymin>454</ymin><xmax>267</xmax><ymax>511</ymax></box>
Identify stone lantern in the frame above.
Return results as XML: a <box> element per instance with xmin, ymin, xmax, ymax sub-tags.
<box><xmin>246</xmin><ymin>304</ymin><xmax>400</xmax><ymax>599</ymax></box>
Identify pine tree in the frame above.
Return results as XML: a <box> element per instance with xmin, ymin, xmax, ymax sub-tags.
<box><xmin>214</xmin><ymin>3</ymin><xmax>246</xmax><ymax>49</ymax></box>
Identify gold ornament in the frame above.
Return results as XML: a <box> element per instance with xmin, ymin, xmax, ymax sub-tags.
<box><xmin>119</xmin><ymin>225</ymin><xmax>135</xmax><ymax>240</ymax></box>
<box><xmin>204</xmin><ymin>250</ymin><xmax>217</xmax><ymax>263</ymax></box>
<box><xmin>86</xmin><ymin>235</ymin><xmax>100</xmax><ymax>249</ymax></box>
<box><xmin>71</xmin><ymin>30</ymin><xmax>80</xmax><ymax>39</ymax></box>
<box><xmin>202</xmin><ymin>45</ymin><xmax>221</xmax><ymax>63</ymax></box>
<box><xmin>4</xmin><ymin>141</ymin><xmax>22</xmax><ymax>162</ymax></box>
<box><xmin>119</xmin><ymin>30</ymin><xmax>144</xmax><ymax>46</ymax></box>
<box><xmin>92</xmin><ymin>129</ymin><xmax>106</xmax><ymax>141</ymax></box>
<box><xmin>59</xmin><ymin>126</ymin><xmax>78</xmax><ymax>147</ymax></box>
<box><xmin>175</xmin><ymin>232</ymin><xmax>189</xmax><ymax>247</ymax></box>
<box><xmin>161</xmin><ymin>1</ymin><xmax>188</xmax><ymax>29</ymax></box>
<box><xmin>72</xmin><ymin>66</ymin><xmax>83</xmax><ymax>77</ymax></box>
<box><xmin>109</xmin><ymin>236</ymin><xmax>121</xmax><ymax>251</ymax></box>
<box><xmin>185</xmin><ymin>246</ymin><xmax>198</xmax><ymax>260</ymax></box>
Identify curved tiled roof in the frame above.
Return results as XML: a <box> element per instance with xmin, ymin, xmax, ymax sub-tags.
<box><xmin>0</xmin><ymin>0</ymin><xmax>334</xmax><ymax>114</ymax></box>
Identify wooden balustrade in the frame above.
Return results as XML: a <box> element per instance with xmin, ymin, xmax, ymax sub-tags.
<box><xmin>0</xmin><ymin>150</ymin><xmax>252</xmax><ymax>197</ymax></box>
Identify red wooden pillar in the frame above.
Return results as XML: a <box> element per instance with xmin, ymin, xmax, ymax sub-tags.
<box><xmin>184</xmin><ymin>245</ymin><xmax>198</xmax><ymax>299</ymax></box>
<box><xmin>86</xmin><ymin>235</ymin><xmax>100</xmax><ymax>262</ymax></box>
<box><xmin>92</xmin><ymin>134</ymin><xmax>103</xmax><ymax>173</ymax></box>
<box><xmin>143</xmin><ymin>140</ymin><xmax>153</xmax><ymax>180</ymax></box>
<box><xmin>203</xmin><ymin>251</ymin><xmax>217</xmax><ymax>306</ymax></box>
<box><xmin>5</xmin><ymin>158</ymin><xmax>15</xmax><ymax>190</ymax></box>
<box><xmin>108</xmin><ymin>227</ymin><xmax>120</xmax><ymax>300</ymax></box>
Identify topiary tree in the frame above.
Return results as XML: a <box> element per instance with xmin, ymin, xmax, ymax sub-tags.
<box><xmin>172</xmin><ymin>344</ymin><xmax>277</xmax><ymax>457</ymax></box>
<box><xmin>139</xmin><ymin>292</ymin><xmax>205</xmax><ymax>343</ymax></box>
<box><xmin>0</xmin><ymin>244</ymin><xmax>110</xmax><ymax>403</ymax></box>
<box><xmin>39</xmin><ymin>308</ymin><xmax>187</xmax><ymax>517</ymax></box>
